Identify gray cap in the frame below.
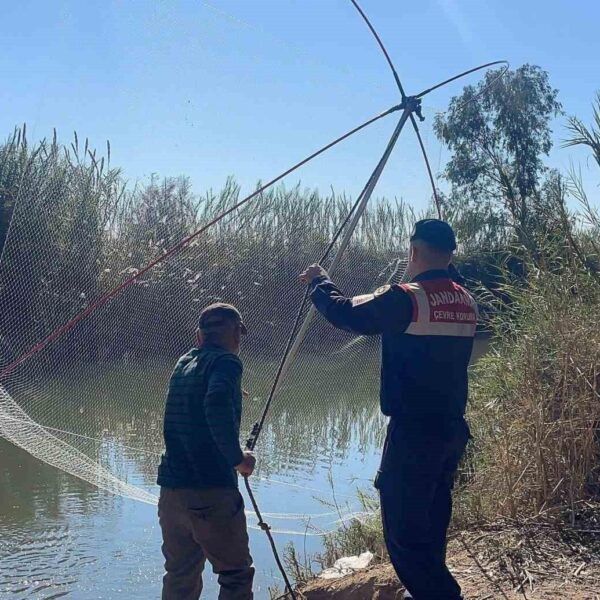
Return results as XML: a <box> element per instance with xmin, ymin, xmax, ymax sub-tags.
<box><xmin>198</xmin><ymin>303</ymin><xmax>248</xmax><ymax>335</ymax></box>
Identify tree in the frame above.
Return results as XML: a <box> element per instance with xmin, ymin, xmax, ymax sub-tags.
<box><xmin>434</xmin><ymin>64</ymin><xmax>562</xmax><ymax>252</ymax></box>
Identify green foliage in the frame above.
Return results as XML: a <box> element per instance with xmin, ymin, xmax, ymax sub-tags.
<box><xmin>0</xmin><ymin>127</ymin><xmax>125</xmax><ymax>362</ymax></box>
<box><xmin>0</xmin><ymin>128</ymin><xmax>25</xmax><ymax>256</ymax></box>
<box><xmin>564</xmin><ymin>91</ymin><xmax>600</xmax><ymax>168</ymax></box>
<box><xmin>282</xmin><ymin>490</ymin><xmax>386</xmax><ymax>587</ymax></box>
<box><xmin>317</xmin><ymin>493</ymin><xmax>386</xmax><ymax>568</ymax></box>
<box><xmin>453</xmin><ymin>93</ymin><xmax>600</xmax><ymax>523</ymax></box>
<box><xmin>0</xmin><ymin>127</ymin><xmax>417</xmax><ymax>368</ymax></box>
<box><xmin>435</xmin><ymin>64</ymin><xmax>563</xmax><ymax>252</ymax></box>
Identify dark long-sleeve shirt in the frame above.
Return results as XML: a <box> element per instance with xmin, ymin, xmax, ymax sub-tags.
<box><xmin>157</xmin><ymin>345</ymin><xmax>244</xmax><ymax>488</ymax></box>
<box><xmin>310</xmin><ymin>270</ymin><xmax>476</xmax><ymax>420</ymax></box>
<box><xmin>310</xmin><ymin>276</ymin><xmax>413</xmax><ymax>335</ymax></box>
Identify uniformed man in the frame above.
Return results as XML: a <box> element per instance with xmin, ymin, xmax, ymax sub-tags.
<box><xmin>300</xmin><ymin>219</ymin><xmax>476</xmax><ymax>600</ymax></box>
<box><xmin>157</xmin><ymin>303</ymin><xmax>256</xmax><ymax>600</ymax></box>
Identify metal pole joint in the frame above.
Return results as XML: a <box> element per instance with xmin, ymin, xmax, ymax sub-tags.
<box><xmin>406</xmin><ymin>96</ymin><xmax>425</xmax><ymax>121</ymax></box>
<box><xmin>392</xmin><ymin>96</ymin><xmax>424</xmax><ymax>121</ymax></box>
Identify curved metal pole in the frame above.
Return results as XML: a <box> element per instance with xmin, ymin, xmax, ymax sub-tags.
<box><xmin>243</xmin><ymin>106</ymin><xmax>413</xmax><ymax>600</ymax></box>
<box><xmin>348</xmin><ymin>0</ymin><xmax>442</xmax><ymax>216</ymax></box>
<box><xmin>414</xmin><ymin>60</ymin><xmax>509</xmax><ymax>99</ymax></box>
<box><xmin>410</xmin><ymin>117</ymin><xmax>442</xmax><ymax>218</ymax></box>
<box><xmin>349</xmin><ymin>0</ymin><xmax>406</xmax><ymax>99</ymax></box>
<box><xmin>347</xmin><ymin>1</ymin><xmax>509</xmax><ymax>220</ymax></box>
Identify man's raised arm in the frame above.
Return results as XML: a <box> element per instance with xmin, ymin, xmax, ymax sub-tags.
<box><xmin>300</xmin><ymin>264</ymin><xmax>412</xmax><ymax>335</ymax></box>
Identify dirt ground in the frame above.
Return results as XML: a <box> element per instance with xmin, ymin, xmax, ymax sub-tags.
<box><xmin>299</xmin><ymin>561</ymin><xmax>599</xmax><ymax>599</ymax></box>
<box><xmin>296</xmin><ymin>525</ymin><xmax>600</xmax><ymax>600</ymax></box>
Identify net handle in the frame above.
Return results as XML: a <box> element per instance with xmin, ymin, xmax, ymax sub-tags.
<box><xmin>247</xmin><ymin>104</ymin><xmax>414</xmax><ymax>451</ymax></box>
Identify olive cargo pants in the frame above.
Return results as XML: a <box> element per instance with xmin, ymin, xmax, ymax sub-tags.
<box><xmin>158</xmin><ymin>487</ymin><xmax>254</xmax><ymax>600</ymax></box>
<box><xmin>375</xmin><ymin>417</ymin><xmax>469</xmax><ymax>600</ymax></box>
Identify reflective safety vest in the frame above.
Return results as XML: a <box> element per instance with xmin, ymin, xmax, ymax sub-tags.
<box><xmin>400</xmin><ymin>279</ymin><xmax>477</xmax><ymax>338</ymax></box>
<box><xmin>378</xmin><ymin>277</ymin><xmax>477</xmax><ymax>420</ymax></box>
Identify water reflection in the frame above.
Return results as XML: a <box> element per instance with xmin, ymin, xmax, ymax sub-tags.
<box><xmin>1</xmin><ymin>336</ymin><xmax>488</xmax><ymax>598</ymax></box>
<box><xmin>0</xmin><ymin>350</ymin><xmax>386</xmax><ymax>598</ymax></box>
<box><xmin>12</xmin><ymin>347</ymin><xmax>386</xmax><ymax>484</ymax></box>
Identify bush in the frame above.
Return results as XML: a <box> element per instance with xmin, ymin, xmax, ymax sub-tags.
<box><xmin>457</xmin><ymin>263</ymin><xmax>600</xmax><ymax>523</ymax></box>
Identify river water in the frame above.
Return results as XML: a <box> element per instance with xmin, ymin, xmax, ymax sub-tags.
<box><xmin>0</xmin><ymin>337</ymin><xmax>488</xmax><ymax>599</ymax></box>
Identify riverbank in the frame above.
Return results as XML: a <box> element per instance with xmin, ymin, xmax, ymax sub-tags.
<box><xmin>295</xmin><ymin>519</ymin><xmax>600</xmax><ymax>599</ymax></box>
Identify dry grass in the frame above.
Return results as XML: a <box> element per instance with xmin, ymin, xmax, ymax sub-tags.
<box><xmin>459</xmin><ymin>266</ymin><xmax>600</xmax><ymax>524</ymax></box>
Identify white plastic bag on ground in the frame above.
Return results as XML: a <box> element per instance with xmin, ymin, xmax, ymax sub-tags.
<box><xmin>319</xmin><ymin>551</ymin><xmax>374</xmax><ymax>579</ymax></box>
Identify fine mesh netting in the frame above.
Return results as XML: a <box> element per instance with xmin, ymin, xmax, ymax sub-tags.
<box><xmin>0</xmin><ymin>128</ymin><xmax>414</xmax><ymax>525</ymax></box>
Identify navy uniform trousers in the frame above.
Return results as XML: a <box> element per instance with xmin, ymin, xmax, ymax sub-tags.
<box><xmin>375</xmin><ymin>417</ymin><xmax>469</xmax><ymax>600</ymax></box>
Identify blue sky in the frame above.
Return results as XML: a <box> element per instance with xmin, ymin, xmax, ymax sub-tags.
<box><xmin>2</xmin><ymin>0</ymin><xmax>599</xmax><ymax>212</ymax></box>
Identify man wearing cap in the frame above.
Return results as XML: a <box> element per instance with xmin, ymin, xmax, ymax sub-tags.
<box><xmin>301</xmin><ymin>219</ymin><xmax>476</xmax><ymax>600</ymax></box>
<box><xmin>157</xmin><ymin>303</ymin><xmax>255</xmax><ymax>600</ymax></box>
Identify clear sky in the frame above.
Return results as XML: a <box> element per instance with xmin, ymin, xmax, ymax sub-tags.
<box><xmin>2</xmin><ymin>0</ymin><xmax>599</xmax><ymax>211</ymax></box>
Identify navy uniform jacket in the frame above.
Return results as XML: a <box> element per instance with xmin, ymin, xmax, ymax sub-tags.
<box><xmin>157</xmin><ymin>345</ymin><xmax>244</xmax><ymax>488</ymax></box>
<box><xmin>310</xmin><ymin>269</ymin><xmax>477</xmax><ymax>422</ymax></box>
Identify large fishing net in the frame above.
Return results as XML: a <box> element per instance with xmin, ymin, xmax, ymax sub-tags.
<box><xmin>0</xmin><ymin>16</ymin><xmax>508</xmax><ymax>591</ymax></box>
<box><xmin>0</xmin><ymin>123</ymin><xmax>414</xmax><ymax>517</ymax></box>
